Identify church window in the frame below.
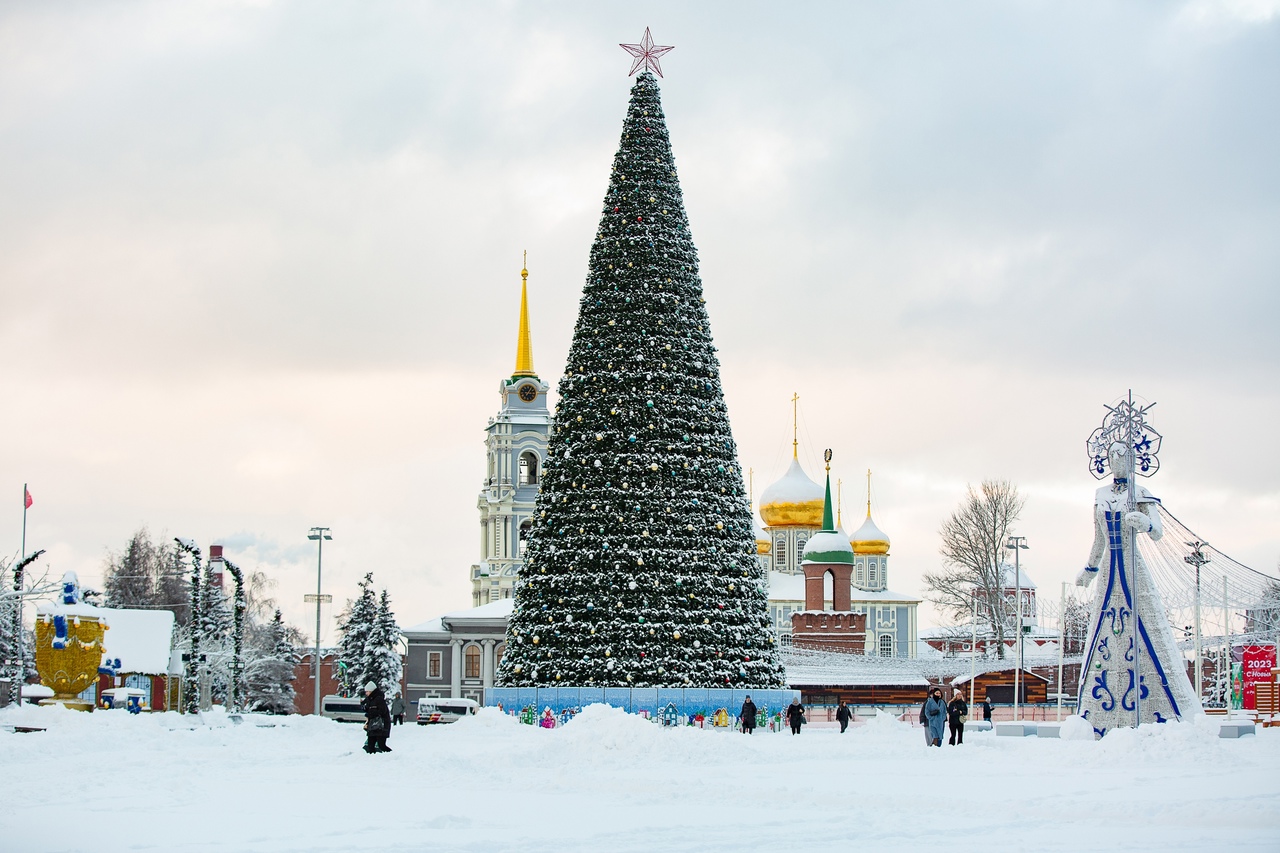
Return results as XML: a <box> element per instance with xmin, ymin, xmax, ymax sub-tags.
<box><xmin>774</xmin><ymin>537</ymin><xmax>786</xmax><ymax>569</ymax></box>
<box><xmin>465</xmin><ymin>645</ymin><xmax>482</xmax><ymax>679</ymax></box>
<box><xmin>519</xmin><ymin>452</ymin><xmax>540</xmax><ymax>485</ymax></box>
<box><xmin>879</xmin><ymin>634</ymin><xmax>894</xmax><ymax>657</ymax></box>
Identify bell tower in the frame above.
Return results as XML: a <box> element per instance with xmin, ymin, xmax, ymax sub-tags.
<box><xmin>471</xmin><ymin>255</ymin><xmax>552</xmax><ymax>606</ymax></box>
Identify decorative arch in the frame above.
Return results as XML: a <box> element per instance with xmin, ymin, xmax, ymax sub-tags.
<box><xmin>464</xmin><ymin>643</ymin><xmax>482</xmax><ymax>679</ymax></box>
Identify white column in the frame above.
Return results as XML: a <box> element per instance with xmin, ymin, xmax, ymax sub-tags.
<box><xmin>482</xmin><ymin>639</ymin><xmax>496</xmax><ymax>693</ymax></box>
<box><xmin>449</xmin><ymin>640</ymin><xmax>462</xmax><ymax>699</ymax></box>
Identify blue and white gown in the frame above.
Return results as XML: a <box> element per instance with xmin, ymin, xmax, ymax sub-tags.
<box><xmin>1077</xmin><ymin>479</ymin><xmax>1201</xmax><ymax>734</ymax></box>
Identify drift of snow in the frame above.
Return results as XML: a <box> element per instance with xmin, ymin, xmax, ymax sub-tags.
<box><xmin>1</xmin><ymin>703</ymin><xmax>1276</xmax><ymax>852</ymax></box>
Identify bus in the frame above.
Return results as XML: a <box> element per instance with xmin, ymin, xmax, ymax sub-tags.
<box><xmin>416</xmin><ymin>697</ymin><xmax>479</xmax><ymax>724</ymax></box>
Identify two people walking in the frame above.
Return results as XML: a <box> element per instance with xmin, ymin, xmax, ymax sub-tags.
<box><xmin>921</xmin><ymin>687</ymin><xmax>969</xmax><ymax>746</ymax></box>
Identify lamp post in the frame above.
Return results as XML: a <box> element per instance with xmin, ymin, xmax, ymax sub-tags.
<box><xmin>307</xmin><ymin>527</ymin><xmax>332</xmax><ymax>716</ymax></box>
<box><xmin>1006</xmin><ymin>535</ymin><xmax>1029</xmax><ymax>721</ymax></box>
<box><xmin>1184</xmin><ymin>540</ymin><xmax>1210</xmax><ymax>704</ymax></box>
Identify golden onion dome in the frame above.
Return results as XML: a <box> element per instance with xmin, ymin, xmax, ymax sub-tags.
<box><xmin>849</xmin><ymin>512</ymin><xmax>890</xmax><ymax>555</ymax></box>
<box><xmin>759</xmin><ymin>457</ymin><xmax>825</xmax><ymax>528</ymax></box>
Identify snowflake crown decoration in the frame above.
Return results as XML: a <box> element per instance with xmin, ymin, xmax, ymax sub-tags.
<box><xmin>1086</xmin><ymin>393</ymin><xmax>1162</xmax><ymax>480</ymax></box>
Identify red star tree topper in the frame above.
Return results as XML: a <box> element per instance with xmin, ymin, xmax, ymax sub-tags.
<box><xmin>619</xmin><ymin>27</ymin><xmax>674</xmax><ymax>77</ymax></box>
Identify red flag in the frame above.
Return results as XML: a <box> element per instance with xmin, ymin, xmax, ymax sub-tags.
<box><xmin>24</xmin><ymin>487</ymin><xmax>32</xmax><ymax>509</ymax></box>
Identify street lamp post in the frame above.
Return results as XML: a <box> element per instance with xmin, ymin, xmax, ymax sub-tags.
<box><xmin>307</xmin><ymin>527</ymin><xmax>332</xmax><ymax>716</ymax></box>
<box><xmin>1006</xmin><ymin>535</ymin><xmax>1029</xmax><ymax>721</ymax></box>
<box><xmin>1184</xmin><ymin>540</ymin><xmax>1210</xmax><ymax>704</ymax></box>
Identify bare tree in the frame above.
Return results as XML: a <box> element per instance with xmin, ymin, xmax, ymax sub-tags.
<box><xmin>923</xmin><ymin>480</ymin><xmax>1025</xmax><ymax>659</ymax></box>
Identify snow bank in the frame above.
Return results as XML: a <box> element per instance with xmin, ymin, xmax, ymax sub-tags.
<box><xmin>2</xmin><ymin>703</ymin><xmax>1277</xmax><ymax>852</ymax></box>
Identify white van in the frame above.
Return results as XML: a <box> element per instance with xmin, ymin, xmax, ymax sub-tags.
<box><xmin>416</xmin><ymin>697</ymin><xmax>479</xmax><ymax>724</ymax></box>
<box><xmin>320</xmin><ymin>695</ymin><xmax>366</xmax><ymax>723</ymax></box>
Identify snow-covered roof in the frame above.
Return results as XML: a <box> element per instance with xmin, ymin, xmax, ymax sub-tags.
<box><xmin>97</xmin><ymin>608</ymin><xmax>175</xmax><ymax>675</ymax></box>
<box><xmin>402</xmin><ymin>616</ymin><xmax>446</xmax><ymax>635</ymax></box>
<box><xmin>443</xmin><ymin>598</ymin><xmax>514</xmax><ymax>621</ymax></box>
<box><xmin>760</xmin><ymin>457</ymin><xmax>823</xmax><ymax>506</ymax></box>
<box><xmin>849</xmin><ymin>513</ymin><xmax>890</xmax><ymax>553</ymax></box>
<box><xmin>403</xmin><ymin>598</ymin><xmax>514</xmax><ymax>636</ymax></box>
<box><xmin>768</xmin><ymin>572</ymin><xmax>805</xmax><ymax>601</ymax></box>
<box><xmin>1000</xmin><ymin>564</ymin><xmax>1037</xmax><ymax>590</ymax></box>
<box><xmin>34</xmin><ymin>601</ymin><xmax>108</xmax><ymax>619</ymax></box>
<box><xmin>801</xmin><ymin>530</ymin><xmax>854</xmax><ymax>564</ymax></box>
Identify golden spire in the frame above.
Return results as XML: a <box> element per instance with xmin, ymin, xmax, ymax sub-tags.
<box><xmin>748</xmin><ymin>467</ymin><xmax>754</xmax><ymax>505</ymax></box>
<box><xmin>791</xmin><ymin>392</ymin><xmax>799</xmax><ymax>459</ymax></box>
<box><xmin>837</xmin><ymin>478</ymin><xmax>843</xmax><ymax>528</ymax></box>
<box><xmin>866</xmin><ymin>468</ymin><xmax>872</xmax><ymax>517</ymax></box>
<box><xmin>513</xmin><ymin>251</ymin><xmax>536</xmax><ymax>378</ymax></box>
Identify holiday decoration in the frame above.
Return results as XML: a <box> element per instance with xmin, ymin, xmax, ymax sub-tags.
<box><xmin>497</xmin><ymin>70</ymin><xmax>784</xmax><ymax>689</ymax></box>
<box><xmin>33</xmin><ymin>572</ymin><xmax>108</xmax><ymax>710</ymax></box>
<box><xmin>619</xmin><ymin>28</ymin><xmax>674</xmax><ymax>78</ymax></box>
<box><xmin>1076</xmin><ymin>393</ymin><xmax>1201</xmax><ymax>734</ymax></box>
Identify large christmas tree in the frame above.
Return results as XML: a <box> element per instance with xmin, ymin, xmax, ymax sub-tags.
<box><xmin>497</xmin><ymin>72</ymin><xmax>784</xmax><ymax>689</ymax></box>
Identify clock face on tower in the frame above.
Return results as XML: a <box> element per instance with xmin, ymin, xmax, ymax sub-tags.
<box><xmin>517</xmin><ymin>383</ymin><xmax>538</xmax><ymax>403</ymax></box>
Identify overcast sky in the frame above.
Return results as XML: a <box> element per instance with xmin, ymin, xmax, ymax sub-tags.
<box><xmin>2</xmin><ymin>1</ymin><xmax>1277</xmax><ymax>640</ymax></box>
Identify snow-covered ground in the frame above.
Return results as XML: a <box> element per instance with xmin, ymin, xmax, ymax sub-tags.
<box><xmin>2</xmin><ymin>704</ymin><xmax>1277</xmax><ymax>852</ymax></box>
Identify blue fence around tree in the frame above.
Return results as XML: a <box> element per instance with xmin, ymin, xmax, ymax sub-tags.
<box><xmin>484</xmin><ymin>687</ymin><xmax>799</xmax><ymax>720</ymax></box>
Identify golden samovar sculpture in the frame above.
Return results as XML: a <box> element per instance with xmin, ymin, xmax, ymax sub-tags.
<box><xmin>34</xmin><ymin>572</ymin><xmax>109</xmax><ymax>711</ymax></box>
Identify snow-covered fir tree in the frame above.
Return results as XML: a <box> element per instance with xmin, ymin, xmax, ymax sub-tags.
<box><xmin>497</xmin><ymin>72</ymin><xmax>784</xmax><ymax>689</ymax></box>
<box><xmin>335</xmin><ymin>573</ymin><xmax>378</xmax><ymax>696</ymax></box>
<box><xmin>364</xmin><ymin>590</ymin><xmax>403</xmax><ymax>696</ymax></box>
<box><xmin>243</xmin><ymin>609</ymin><xmax>300</xmax><ymax>714</ymax></box>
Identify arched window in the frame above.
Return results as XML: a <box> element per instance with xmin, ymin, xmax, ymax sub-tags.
<box><xmin>774</xmin><ymin>537</ymin><xmax>786</xmax><ymax>569</ymax></box>
<box><xmin>519</xmin><ymin>452</ymin><xmax>539</xmax><ymax>485</ymax></box>
<box><xmin>879</xmin><ymin>634</ymin><xmax>894</xmax><ymax>657</ymax></box>
<box><xmin>869</xmin><ymin>560</ymin><xmax>878</xmax><ymax>588</ymax></box>
<box><xmin>519</xmin><ymin>519</ymin><xmax>532</xmax><ymax>555</ymax></box>
<box><xmin>494</xmin><ymin>643</ymin><xmax>505</xmax><ymax>670</ymax></box>
<box><xmin>464</xmin><ymin>644</ymin><xmax>481</xmax><ymax>679</ymax></box>
<box><xmin>823</xmin><ymin>569</ymin><xmax>835</xmax><ymax>611</ymax></box>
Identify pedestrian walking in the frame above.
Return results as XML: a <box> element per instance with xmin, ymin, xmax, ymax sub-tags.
<box><xmin>924</xmin><ymin>687</ymin><xmax>947</xmax><ymax>747</ymax></box>
<box><xmin>836</xmin><ymin>701</ymin><xmax>852</xmax><ymax>733</ymax></box>
<box><xmin>362</xmin><ymin>681</ymin><xmax>392</xmax><ymax>754</ymax></box>
<box><xmin>390</xmin><ymin>695</ymin><xmax>406</xmax><ymax>726</ymax></box>
<box><xmin>947</xmin><ymin>688</ymin><xmax>968</xmax><ymax>745</ymax></box>
<box><xmin>786</xmin><ymin>698</ymin><xmax>806</xmax><ymax>735</ymax></box>
<box><xmin>981</xmin><ymin>695</ymin><xmax>993</xmax><ymax>722</ymax></box>
<box><xmin>740</xmin><ymin>695</ymin><xmax>758</xmax><ymax>734</ymax></box>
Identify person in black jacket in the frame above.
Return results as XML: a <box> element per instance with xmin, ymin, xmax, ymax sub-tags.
<box><xmin>835</xmin><ymin>701</ymin><xmax>852</xmax><ymax>733</ymax></box>
<box><xmin>786</xmin><ymin>699</ymin><xmax>806</xmax><ymax>735</ymax></box>
<box><xmin>981</xmin><ymin>695</ymin><xmax>993</xmax><ymax>722</ymax></box>
<box><xmin>947</xmin><ymin>689</ymin><xmax>968</xmax><ymax>745</ymax></box>
<box><xmin>739</xmin><ymin>695</ymin><xmax>758</xmax><ymax>734</ymax></box>
<box><xmin>362</xmin><ymin>681</ymin><xmax>392</xmax><ymax>754</ymax></box>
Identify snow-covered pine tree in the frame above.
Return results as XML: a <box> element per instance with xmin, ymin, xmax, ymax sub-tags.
<box><xmin>244</xmin><ymin>609</ymin><xmax>299</xmax><ymax>714</ymax></box>
<box><xmin>103</xmin><ymin>530</ymin><xmax>159</xmax><ymax>608</ymax></box>
<box><xmin>335</xmin><ymin>573</ymin><xmax>378</xmax><ymax>696</ymax></box>
<box><xmin>363</xmin><ymin>590</ymin><xmax>403</xmax><ymax>696</ymax></box>
<box><xmin>496</xmin><ymin>72</ymin><xmax>784</xmax><ymax>689</ymax></box>
<box><xmin>200</xmin><ymin>564</ymin><xmax>234</xmax><ymax>704</ymax></box>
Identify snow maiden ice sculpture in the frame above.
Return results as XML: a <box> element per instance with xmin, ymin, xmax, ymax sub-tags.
<box><xmin>1076</xmin><ymin>396</ymin><xmax>1201</xmax><ymax>735</ymax></box>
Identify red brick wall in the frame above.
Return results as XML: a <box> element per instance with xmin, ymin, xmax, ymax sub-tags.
<box><xmin>293</xmin><ymin>653</ymin><xmax>342</xmax><ymax>715</ymax></box>
<box><xmin>291</xmin><ymin>653</ymin><xmax>409</xmax><ymax>714</ymax></box>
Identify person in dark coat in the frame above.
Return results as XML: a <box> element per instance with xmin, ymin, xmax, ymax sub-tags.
<box><xmin>390</xmin><ymin>695</ymin><xmax>406</xmax><ymax>726</ymax></box>
<box><xmin>786</xmin><ymin>699</ymin><xmax>806</xmax><ymax>735</ymax></box>
<box><xmin>362</xmin><ymin>681</ymin><xmax>392</xmax><ymax>754</ymax></box>
<box><xmin>947</xmin><ymin>689</ymin><xmax>968</xmax><ymax>745</ymax></box>
<box><xmin>739</xmin><ymin>695</ymin><xmax>758</xmax><ymax>734</ymax></box>
<box><xmin>836</xmin><ymin>701</ymin><xmax>852</xmax><ymax>733</ymax></box>
<box><xmin>981</xmin><ymin>695</ymin><xmax>993</xmax><ymax>722</ymax></box>
<box><xmin>924</xmin><ymin>687</ymin><xmax>947</xmax><ymax>747</ymax></box>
